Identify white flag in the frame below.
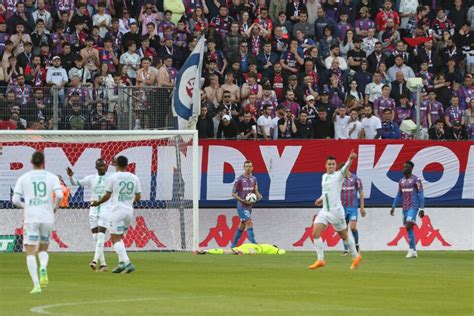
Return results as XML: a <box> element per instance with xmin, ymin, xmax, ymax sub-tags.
<box><xmin>172</xmin><ymin>36</ymin><xmax>206</xmax><ymax>130</ymax></box>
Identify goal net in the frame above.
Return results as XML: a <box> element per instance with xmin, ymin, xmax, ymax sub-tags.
<box><xmin>0</xmin><ymin>130</ymin><xmax>199</xmax><ymax>252</ymax></box>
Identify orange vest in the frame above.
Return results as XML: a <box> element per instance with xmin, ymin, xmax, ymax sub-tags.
<box><xmin>54</xmin><ymin>181</ymin><xmax>70</xmax><ymax>208</ymax></box>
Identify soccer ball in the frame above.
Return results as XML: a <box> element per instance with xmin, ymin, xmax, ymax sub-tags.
<box><xmin>246</xmin><ymin>193</ymin><xmax>257</xmax><ymax>203</ymax></box>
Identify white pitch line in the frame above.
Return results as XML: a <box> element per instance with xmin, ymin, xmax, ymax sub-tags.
<box><xmin>30</xmin><ymin>297</ymin><xmax>158</xmax><ymax>315</ymax></box>
<box><xmin>30</xmin><ymin>296</ymin><xmax>380</xmax><ymax>315</ymax></box>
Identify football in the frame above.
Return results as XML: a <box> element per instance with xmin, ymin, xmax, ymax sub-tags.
<box><xmin>246</xmin><ymin>193</ymin><xmax>257</xmax><ymax>203</ymax></box>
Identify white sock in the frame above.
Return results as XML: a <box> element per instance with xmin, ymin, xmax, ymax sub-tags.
<box><xmin>92</xmin><ymin>233</ymin><xmax>98</xmax><ymax>262</ymax></box>
<box><xmin>27</xmin><ymin>255</ymin><xmax>39</xmax><ymax>287</ymax></box>
<box><xmin>314</xmin><ymin>238</ymin><xmax>324</xmax><ymax>261</ymax></box>
<box><xmin>95</xmin><ymin>232</ymin><xmax>106</xmax><ymax>266</ymax></box>
<box><xmin>113</xmin><ymin>241</ymin><xmax>130</xmax><ymax>265</ymax></box>
<box><xmin>343</xmin><ymin>234</ymin><xmax>359</xmax><ymax>259</ymax></box>
<box><xmin>38</xmin><ymin>251</ymin><xmax>49</xmax><ymax>270</ymax></box>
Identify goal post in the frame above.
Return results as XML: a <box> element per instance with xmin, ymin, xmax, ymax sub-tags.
<box><xmin>0</xmin><ymin>130</ymin><xmax>200</xmax><ymax>252</ymax></box>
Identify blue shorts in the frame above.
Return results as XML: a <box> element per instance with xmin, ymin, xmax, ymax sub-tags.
<box><xmin>237</xmin><ymin>208</ymin><xmax>252</xmax><ymax>221</ymax></box>
<box><xmin>344</xmin><ymin>208</ymin><xmax>358</xmax><ymax>223</ymax></box>
<box><xmin>403</xmin><ymin>208</ymin><xmax>418</xmax><ymax>224</ymax></box>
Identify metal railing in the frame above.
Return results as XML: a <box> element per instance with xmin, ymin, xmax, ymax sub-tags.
<box><xmin>0</xmin><ymin>86</ymin><xmax>176</xmax><ymax>130</ymax></box>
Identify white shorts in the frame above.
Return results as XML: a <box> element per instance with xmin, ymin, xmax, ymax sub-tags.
<box><xmin>24</xmin><ymin>223</ymin><xmax>54</xmax><ymax>246</ymax></box>
<box><xmin>89</xmin><ymin>206</ymin><xmax>110</xmax><ymax>229</ymax></box>
<box><xmin>314</xmin><ymin>209</ymin><xmax>347</xmax><ymax>232</ymax></box>
<box><xmin>108</xmin><ymin>209</ymin><xmax>133</xmax><ymax>235</ymax></box>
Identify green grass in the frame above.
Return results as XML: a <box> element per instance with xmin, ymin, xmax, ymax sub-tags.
<box><xmin>0</xmin><ymin>252</ymin><xmax>472</xmax><ymax>316</ymax></box>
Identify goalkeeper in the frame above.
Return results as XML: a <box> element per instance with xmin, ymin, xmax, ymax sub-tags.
<box><xmin>195</xmin><ymin>243</ymin><xmax>286</xmax><ymax>255</ymax></box>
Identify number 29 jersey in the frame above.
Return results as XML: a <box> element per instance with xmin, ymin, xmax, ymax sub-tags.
<box><xmin>105</xmin><ymin>171</ymin><xmax>142</xmax><ymax>212</ymax></box>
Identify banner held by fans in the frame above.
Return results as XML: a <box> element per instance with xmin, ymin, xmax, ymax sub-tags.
<box><xmin>172</xmin><ymin>36</ymin><xmax>206</xmax><ymax>130</ymax></box>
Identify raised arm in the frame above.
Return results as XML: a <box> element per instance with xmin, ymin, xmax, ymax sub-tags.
<box><xmin>66</xmin><ymin>167</ymin><xmax>80</xmax><ymax>186</ymax></box>
<box><xmin>340</xmin><ymin>149</ymin><xmax>357</xmax><ymax>177</ymax></box>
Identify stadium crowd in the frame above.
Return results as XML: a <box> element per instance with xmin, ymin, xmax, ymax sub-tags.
<box><xmin>0</xmin><ymin>0</ymin><xmax>472</xmax><ymax>140</ymax></box>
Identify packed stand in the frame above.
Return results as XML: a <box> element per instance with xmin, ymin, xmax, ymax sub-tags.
<box><xmin>0</xmin><ymin>0</ymin><xmax>472</xmax><ymax>139</ymax></box>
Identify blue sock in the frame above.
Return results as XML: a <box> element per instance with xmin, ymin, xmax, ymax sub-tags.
<box><xmin>407</xmin><ymin>228</ymin><xmax>416</xmax><ymax>250</ymax></box>
<box><xmin>231</xmin><ymin>229</ymin><xmax>243</xmax><ymax>248</ymax></box>
<box><xmin>352</xmin><ymin>229</ymin><xmax>359</xmax><ymax>248</ymax></box>
<box><xmin>247</xmin><ymin>228</ymin><xmax>256</xmax><ymax>244</ymax></box>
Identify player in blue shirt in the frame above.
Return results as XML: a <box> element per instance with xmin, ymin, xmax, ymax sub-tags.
<box><xmin>390</xmin><ymin>161</ymin><xmax>425</xmax><ymax>258</ymax></box>
<box><xmin>339</xmin><ymin>163</ymin><xmax>366</xmax><ymax>255</ymax></box>
<box><xmin>231</xmin><ymin>160</ymin><xmax>262</xmax><ymax>248</ymax></box>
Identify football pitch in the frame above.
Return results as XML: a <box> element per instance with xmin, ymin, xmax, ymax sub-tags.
<box><xmin>0</xmin><ymin>251</ymin><xmax>472</xmax><ymax>316</ymax></box>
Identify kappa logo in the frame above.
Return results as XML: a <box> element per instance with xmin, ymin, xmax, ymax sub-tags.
<box><xmin>387</xmin><ymin>215</ymin><xmax>451</xmax><ymax>247</ymax></box>
<box><xmin>199</xmin><ymin>215</ymin><xmax>248</xmax><ymax>247</ymax></box>
<box><xmin>293</xmin><ymin>215</ymin><xmax>341</xmax><ymax>247</ymax></box>
<box><xmin>105</xmin><ymin>216</ymin><xmax>166</xmax><ymax>248</ymax></box>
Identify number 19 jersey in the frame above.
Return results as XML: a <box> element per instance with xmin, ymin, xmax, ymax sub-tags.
<box><xmin>105</xmin><ymin>171</ymin><xmax>142</xmax><ymax>212</ymax></box>
<box><xmin>13</xmin><ymin>170</ymin><xmax>62</xmax><ymax>224</ymax></box>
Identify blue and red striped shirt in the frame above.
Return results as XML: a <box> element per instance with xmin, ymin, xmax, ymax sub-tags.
<box><xmin>233</xmin><ymin>174</ymin><xmax>257</xmax><ymax>210</ymax></box>
<box><xmin>392</xmin><ymin>175</ymin><xmax>424</xmax><ymax>211</ymax></box>
<box><xmin>424</xmin><ymin>100</ymin><xmax>444</xmax><ymax>125</ymax></box>
<box><xmin>355</xmin><ymin>18</ymin><xmax>375</xmax><ymax>34</ymax></box>
<box><xmin>457</xmin><ymin>86</ymin><xmax>474</xmax><ymax>110</ymax></box>
<box><xmin>395</xmin><ymin>106</ymin><xmax>413</xmax><ymax>125</ymax></box>
<box><xmin>374</xmin><ymin>96</ymin><xmax>396</xmax><ymax>118</ymax></box>
<box><xmin>445</xmin><ymin>106</ymin><xmax>463</xmax><ymax>125</ymax></box>
<box><xmin>341</xmin><ymin>174</ymin><xmax>363</xmax><ymax>209</ymax></box>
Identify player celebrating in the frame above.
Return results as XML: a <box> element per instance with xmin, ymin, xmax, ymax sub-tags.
<box><xmin>66</xmin><ymin>159</ymin><xmax>109</xmax><ymax>272</ymax></box>
<box><xmin>231</xmin><ymin>160</ymin><xmax>262</xmax><ymax>248</ymax></box>
<box><xmin>339</xmin><ymin>163</ymin><xmax>366</xmax><ymax>255</ymax></box>
<box><xmin>91</xmin><ymin>156</ymin><xmax>141</xmax><ymax>274</ymax></box>
<box><xmin>195</xmin><ymin>243</ymin><xmax>286</xmax><ymax>255</ymax></box>
<box><xmin>309</xmin><ymin>150</ymin><xmax>362</xmax><ymax>270</ymax></box>
<box><xmin>12</xmin><ymin>151</ymin><xmax>64</xmax><ymax>294</ymax></box>
<box><xmin>390</xmin><ymin>161</ymin><xmax>425</xmax><ymax>259</ymax></box>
